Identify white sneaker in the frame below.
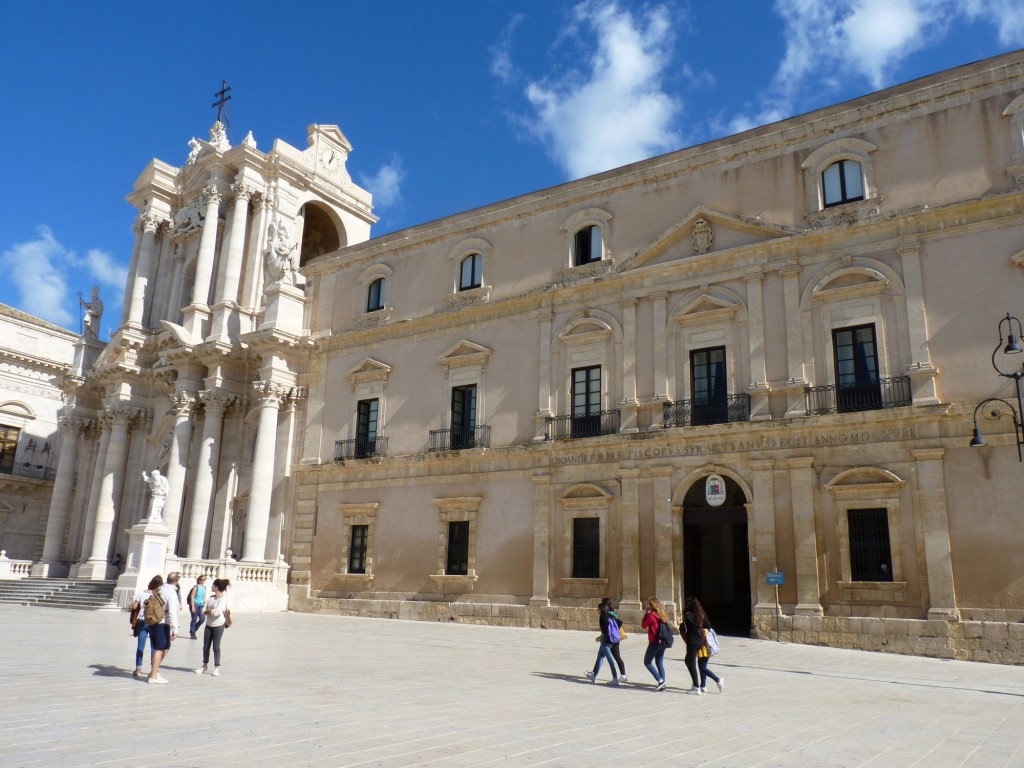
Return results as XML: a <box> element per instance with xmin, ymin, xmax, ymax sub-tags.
<box><xmin>584</xmin><ymin>671</ymin><xmax>596</xmax><ymax>682</ymax></box>
<box><xmin>608</xmin><ymin>678</ymin><xmax>619</xmax><ymax>686</ymax></box>
<box><xmin>211</xmin><ymin>668</ymin><xmax>220</xmax><ymax>677</ymax></box>
<box><xmin>717</xmin><ymin>678</ymin><xmax>725</xmax><ymax>693</ymax></box>
<box><xmin>194</xmin><ymin>667</ymin><xmax>207</xmax><ymax>675</ymax></box>
<box><xmin>685</xmin><ymin>686</ymin><xmax>702</xmax><ymax>695</ymax></box>
<box><xmin>655</xmin><ymin>680</ymin><xmax>667</xmax><ymax>691</ymax></box>
<box><xmin>619</xmin><ymin>674</ymin><xmax>628</xmax><ymax>683</ymax></box>
<box><xmin>147</xmin><ymin>676</ymin><xmax>169</xmax><ymax>685</ymax></box>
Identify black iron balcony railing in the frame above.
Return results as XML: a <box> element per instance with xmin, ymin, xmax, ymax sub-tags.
<box><xmin>663</xmin><ymin>393</ymin><xmax>752</xmax><ymax>429</ymax></box>
<box><xmin>545</xmin><ymin>409</ymin><xmax>620</xmax><ymax>440</ymax></box>
<box><xmin>0</xmin><ymin>462</ymin><xmax>54</xmax><ymax>482</ymax></box>
<box><xmin>428</xmin><ymin>425</ymin><xmax>491</xmax><ymax>452</ymax></box>
<box><xmin>334</xmin><ymin>436</ymin><xmax>389</xmax><ymax>461</ymax></box>
<box><xmin>805</xmin><ymin>376</ymin><xmax>912</xmax><ymax>415</ymax></box>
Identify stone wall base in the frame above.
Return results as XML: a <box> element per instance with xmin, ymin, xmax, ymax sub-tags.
<box><xmin>289</xmin><ymin>588</ymin><xmax>1024</xmax><ymax>665</ymax></box>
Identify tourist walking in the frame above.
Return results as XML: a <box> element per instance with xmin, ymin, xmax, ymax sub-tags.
<box><xmin>196</xmin><ymin>578</ymin><xmax>232</xmax><ymax>677</ymax></box>
<box><xmin>641</xmin><ymin>597</ymin><xmax>669</xmax><ymax>691</ymax></box>
<box><xmin>147</xmin><ymin>572</ymin><xmax>181</xmax><ymax>685</ymax></box>
<box><xmin>602</xmin><ymin>597</ymin><xmax>627</xmax><ymax>682</ymax></box>
<box><xmin>584</xmin><ymin>599</ymin><xmax>621</xmax><ymax>685</ymax></box>
<box><xmin>129</xmin><ymin>576</ymin><xmax>161</xmax><ymax>679</ymax></box>
<box><xmin>188</xmin><ymin>575</ymin><xmax>208</xmax><ymax>639</ymax></box>
<box><xmin>687</xmin><ymin>596</ymin><xmax>724</xmax><ymax>693</ymax></box>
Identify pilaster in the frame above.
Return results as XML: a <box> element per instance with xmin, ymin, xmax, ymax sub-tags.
<box><xmin>618</xmin><ymin>467</ymin><xmax>641</xmax><ymax>610</ymax></box>
<box><xmin>912</xmin><ymin>448</ymin><xmax>959</xmax><ymax>620</ymax></box>
<box><xmin>788</xmin><ymin>456</ymin><xmax>822</xmax><ymax>616</ymax></box>
<box><xmin>529</xmin><ymin>472</ymin><xmax>552</xmax><ymax>606</ymax></box>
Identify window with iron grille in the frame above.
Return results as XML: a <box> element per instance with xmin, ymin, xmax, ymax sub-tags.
<box><xmin>356</xmin><ymin>399</ymin><xmax>379</xmax><ymax>458</ymax></box>
<box><xmin>573</xmin><ymin>225</ymin><xmax>602</xmax><ymax>266</ymax></box>
<box><xmin>833</xmin><ymin>324</ymin><xmax>881</xmax><ymax>412</ymax></box>
<box><xmin>446</xmin><ymin>520</ymin><xmax>470</xmax><ymax>575</ymax></box>
<box><xmin>451</xmin><ymin>384</ymin><xmax>477</xmax><ymax>449</ymax></box>
<box><xmin>348</xmin><ymin>524</ymin><xmax>368</xmax><ymax>574</ymax></box>
<box><xmin>0</xmin><ymin>425</ymin><xmax>18</xmax><ymax>473</ymax></box>
<box><xmin>572</xmin><ymin>517</ymin><xmax>600</xmax><ymax>578</ymax></box>
<box><xmin>848</xmin><ymin>508</ymin><xmax>893</xmax><ymax>582</ymax></box>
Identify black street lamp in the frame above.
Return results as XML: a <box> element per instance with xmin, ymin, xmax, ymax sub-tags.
<box><xmin>969</xmin><ymin>313</ymin><xmax>1024</xmax><ymax>463</ymax></box>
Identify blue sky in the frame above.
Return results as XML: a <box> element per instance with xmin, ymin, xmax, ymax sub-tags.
<box><xmin>2</xmin><ymin>1</ymin><xmax>1023</xmax><ymax>336</ymax></box>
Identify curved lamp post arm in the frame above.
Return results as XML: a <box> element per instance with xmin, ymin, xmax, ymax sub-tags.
<box><xmin>970</xmin><ymin>398</ymin><xmax>1024</xmax><ymax>463</ymax></box>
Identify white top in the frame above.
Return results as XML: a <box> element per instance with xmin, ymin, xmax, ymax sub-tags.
<box><xmin>158</xmin><ymin>583</ymin><xmax>181</xmax><ymax>634</ymax></box>
<box><xmin>205</xmin><ymin>593</ymin><xmax>230</xmax><ymax>628</ymax></box>
<box><xmin>133</xmin><ymin>589</ymin><xmax>152</xmax><ymax>615</ymax></box>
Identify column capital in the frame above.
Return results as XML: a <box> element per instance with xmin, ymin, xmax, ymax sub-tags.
<box><xmin>231</xmin><ymin>181</ymin><xmax>255</xmax><ymax>202</ymax></box>
<box><xmin>169</xmin><ymin>390</ymin><xmax>199</xmax><ymax>415</ymax></box>
<box><xmin>749</xmin><ymin>459</ymin><xmax>776</xmax><ymax>472</ymax></box>
<box><xmin>104</xmin><ymin>405</ymin><xmax>138</xmax><ymax>425</ymax></box>
<box><xmin>786</xmin><ymin>456</ymin><xmax>816</xmax><ymax>470</ymax></box>
<box><xmin>136</xmin><ymin>211</ymin><xmax>166</xmax><ymax>233</ymax></box>
<box><xmin>253</xmin><ymin>380</ymin><xmax>289</xmax><ymax>406</ymax></box>
<box><xmin>59</xmin><ymin>415</ymin><xmax>89</xmax><ymax>434</ymax></box>
<box><xmin>620</xmin><ymin>297</ymin><xmax>639</xmax><ymax>308</ymax></box>
<box><xmin>202</xmin><ymin>184</ymin><xmax>223</xmax><ymax>206</ymax></box>
<box><xmin>744</xmin><ymin>270</ymin><xmax>765</xmax><ymax>283</ymax></box>
<box><xmin>199</xmin><ymin>389</ymin><xmax>233</xmax><ymax>413</ymax></box>
<box><xmin>912</xmin><ymin>447</ymin><xmax>945</xmax><ymax>461</ymax></box>
<box><xmin>779</xmin><ymin>265</ymin><xmax>801</xmax><ymax>279</ymax></box>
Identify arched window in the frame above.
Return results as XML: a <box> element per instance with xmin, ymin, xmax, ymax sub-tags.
<box><xmin>573</xmin><ymin>225</ymin><xmax>603</xmax><ymax>266</ymax></box>
<box><xmin>459</xmin><ymin>253</ymin><xmax>482</xmax><ymax>291</ymax></box>
<box><xmin>822</xmin><ymin>160</ymin><xmax>864</xmax><ymax>208</ymax></box>
<box><xmin>367</xmin><ymin>277</ymin><xmax>385</xmax><ymax>312</ymax></box>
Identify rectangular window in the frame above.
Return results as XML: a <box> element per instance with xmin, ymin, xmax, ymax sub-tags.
<box><xmin>571</xmin><ymin>365</ymin><xmax>601</xmax><ymax>437</ymax></box>
<box><xmin>0</xmin><ymin>425</ymin><xmax>19</xmax><ymax>474</ymax></box>
<box><xmin>848</xmin><ymin>508</ymin><xmax>893</xmax><ymax>582</ymax></box>
<box><xmin>823</xmin><ymin>159</ymin><xmax>864</xmax><ymax>207</ymax></box>
<box><xmin>572</xmin><ymin>517</ymin><xmax>600</xmax><ymax>578</ymax></box>
<box><xmin>459</xmin><ymin>253</ymin><xmax>482</xmax><ymax>291</ymax></box>
<box><xmin>833</xmin><ymin>324</ymin><xmax>881</xmax><ymax>412</ymax></box>
<box><xmin>446</xmin><ymin>520</ymin><xmax>470</xmax><ymax>576</ymax></box>
<box><xmin>356</xmin><ymin>399</ymin><xmax>379</xmax><ymax>459</ymax></box>
<box><xmin>348</xmin><ymin>524</ymin><xmax>368</xmax><ymax>574</ymax></box>
<box><xmin>690</xmin><ymin>346</ymin><xmax>727</xmax><ymax>425</ymax></box>
<box><xmin>451</xmin><ymin>384</ymin><xmax>477</xmax><ymax>449</ymax></box>
<box><xmin>367</xmin><ymin>278</ymin><xmax>384</xmax><ymax>312</ymax></box>
<box><xmin>573</xmin><ymin>226</ymin><xmax>602</xmax><ymax>266</ymax></box>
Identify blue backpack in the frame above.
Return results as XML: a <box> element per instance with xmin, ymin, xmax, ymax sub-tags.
<box><xmin>656</xmin><ymin>619</ymin><xmax>674</xmax><ymax>648</ymax></box>
<box><xmin>607</xmin><ymin>617</ymin><xmax>621</xmax><ymax>644</ymax></box>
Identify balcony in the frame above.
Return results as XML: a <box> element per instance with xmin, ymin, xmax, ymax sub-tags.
<box><xmin>805</xmin><ymin>376</ymin><xmax>912</xmax><ymax>415</ymax></box>
<box><xmin>0</xmin><ymin>462</ymin><xmax>54</xmax><ymax>482</ymax></box>
<box><xmin>333</xmin><ymin>436</ymin><xmax>389</xmax><ymax>461</ymax></box>
<box><xmin>545</xmin><ymin>410</ymin><xmax>620</xmax><ymax>441</ymax></box>
<box><xmin>428</xmin><ymin>425</ymin><xmax>491</xmax><ymax>452</ymax></box>
<box><xmin>663</xmin><ymin>393</ymin><xmax>751</xmax><ymax>429</ymax></box>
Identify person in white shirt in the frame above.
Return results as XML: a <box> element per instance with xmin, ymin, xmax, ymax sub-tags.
<box><xmin>148</xmin><ymin>571</ymin><xmax>182</xmax><ymax>684</ymax></box>
<box><xmin>195</xmin><ymin>578</ymin><xmax>232</xmax><ymax>677</ymax></box>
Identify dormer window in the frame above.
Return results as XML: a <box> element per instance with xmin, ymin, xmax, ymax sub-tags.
<box><xmin>573</xmin><ymin>225</ymin><xmax>603</xmax><ymax>266</ymax></box>
<box><xmin>459</xmin><ymin>253</ymin><xmax>482</xmax><ymax>291</ymax></box>
<box><xmin>822</xmin><ymin>160</ymin><xmax>864</xmax><ymax>207</ymax></box>
<box><xmin>367</xmin><ymin>277</ymin><xmax>385</xmax><ymax>312</ymax></box>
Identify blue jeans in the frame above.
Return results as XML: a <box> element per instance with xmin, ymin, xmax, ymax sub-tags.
<box><xmin>644</xmin><ymin>643</ymin><xmax>666</xmax><ymax>683</ymax></box>
<box><xmin>134</xmin><ymin>622</ymin><xmax>150</xmax><ymax>669</ymax></box>
<box><xmin>189</xmin><ymin>606</ymin><xmax>205</xmax><ymax>637</ymax></box>
<box><xmin>591</xmin><ymin>641</ymin><xmax>618</xmax><ymax>679</ymax></box>
<box><xmin>698</xmin><ymin>656</ymin><xmax>720</xmax><ymax>688</ymax></box>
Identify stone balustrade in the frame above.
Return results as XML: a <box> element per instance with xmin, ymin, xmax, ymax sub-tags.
<box><xmin>162</xmin><ymin>552</ymin><xmax>290</xmax><ymax>612</ymax></box>
<box><xmin>0</xmin><ymin>551</ymin><xmax>32</xmax><ymax>580</ymax></box>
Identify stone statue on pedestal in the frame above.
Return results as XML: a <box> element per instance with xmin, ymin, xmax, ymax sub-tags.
<box><xmin>80</xmin><ymin>286</ymin><xmax>103</xmax><ymax>339</ymax></box>
<box><xmin>264</xmin><ymin>217</ymin><xmax>298</xmax><ymax>287</ymax></box>
<box><xmin>142</xmin><ymin>469</ymin><xmax>169</xmax><ymax>522</ymax></box>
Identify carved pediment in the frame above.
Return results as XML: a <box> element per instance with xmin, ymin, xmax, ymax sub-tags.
<box><xmin>437</xmin><ymin>341</ymin><xmax>492</xmax><ymax>372</ymax></box>
<box><xmin>620</xmin><ymin>206</ymin><xmax>801</xmax><ymax>271</ymax></box>
<box><xmin>346</xmin><ymin>358</ymin><xmax>392</xmax><ymax>390</ymax></box>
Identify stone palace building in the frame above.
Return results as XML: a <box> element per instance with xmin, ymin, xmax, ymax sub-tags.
<box><xmin>15</xmin><ymin>50</ymin><xmax>1024</xmax><ymax>659</ymax></box>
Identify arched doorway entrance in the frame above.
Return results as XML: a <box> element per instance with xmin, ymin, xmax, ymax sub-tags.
<box><xmin>682</xmin><ymin>475</ymin><xmax>750</xmax><ymax>635</ymax></box>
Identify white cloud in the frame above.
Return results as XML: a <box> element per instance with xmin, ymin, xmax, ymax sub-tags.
<box><xmin>960</xmin><ymin>0</ymin><xmax>1024</xmax><ymax>45</ymax></box>
<box><xmin>521</xmin><ymin>1</ymin><xmax>682</xmax><ymax>179</ymax></box>
<box><xmin>0</xmin><ymin>227</ymin><xmax>74</xmax><ymax>326</ymax></box>
<box><xmin>70</xmin><ymin>247</ymin><xmax>128</xmax><ymax>289</ymax></box>
<box><xmin>360</xmin><ymin>156</ymin><xmax>404</xmax><ymax>210</ymax></box>
<box><xmin>490</xmin><ymin>14</ymin><xmax>525</xmax><ymax>84</ymax></box>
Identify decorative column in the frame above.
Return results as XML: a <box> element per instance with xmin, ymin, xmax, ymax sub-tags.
<box><xmin>750</xmin><ymin>459</ymin><xmax>777</xmax><ymax>615</ymax></box>
<box><xmin>620</xmin><ymin>298</ymin><xmax>639</xmax><ymax>432</ymax></box>
<box><xmin>148</xmin><ymin>222</ymin><xmax>176</xmax><ymax>328</ymax></box>
<box><xmin>267</xmin><ymin>391</ymin><xmax>299</xmax><ymax>561</ymax></box>
<box><xmin>119</xmin><ymin>224</ymin><xmax>144</xmax><ymax>326</ymax></box>
<box><xmin>185</xmin><ymin>391</ymin><xmax>230</xmax><ymax>559</ymax></box>
<box><xmin>651</xmin><ymin>466</ymin><xmax>675</xmax><ymax>611</ymax></box>
<box><xmin>652</xmin><ymin>292</ymin><xmax>669</xmax><ymax>400</ymax></box>
<box><xmin>209</xmin><ymin>182</ymin><xmax>254</xmax><ymax>340</ymax></box>
<box><xmin>76</xmin><ymin>422</ymin><xmax>111</xmax><ymax>565</ymax></box>
<box><xmin>788</xmin><ymin>457</ymin><xmax>822</xmax><ymax>615</ymax></box>
<box><xmin>126</xmin><ymin>212</ymin><xmax>163</xmax><ymax>328</ymax></box>
<box><xmin>744</xmin><ymin>270</ymin><xmax>771</xmax><ymax>420</ymax></box>
<box><xmin>32</xmin><ymin>417</ymin><xmax>88</xmax><ymax>576</ymax></box>
<box><xmin>899</xmin><ymin>243</ymin><xmax>940</xmax><ymax>405</ymax></box>
<box><xmin>242</xmin><ymin>382</ymin><xmax>284</xmax><ymax>562</ymax></box>
<box><xmin>618</xmin><ymin>468</ymin><xmax>641</xmax><ymax>610</ymax></box>
<box><xmin>162</xmin><ymin>390</ymin><xmax>197</xmax><ymax>554</ymax></box>
<box><xmin>529</xmin><ymin>472</ymin><xmax>552</xmax><ymax>606</ymax></box>
<box><xmin>182</xmin><ymin>183</ymin><xmax>222</xmax><ymax>338</ymax></box>
<box><xmin>79</xmin><ymin>406</ymin><xmax>135</xmax><ymax>579</ymax></box>
<box><xmin>912</xmin><ymin>448</ymin><xmax>959</xmax><ymax>620</ymax></box>
<box><xmin>534</xmin><ymin>310</ymin><xmax>554</xmax><ymax>441</ymax></box>
<box><xmin>781</xmin><ymin>266</ymin><xmax>808</xmax><ymax>417</ymax></box>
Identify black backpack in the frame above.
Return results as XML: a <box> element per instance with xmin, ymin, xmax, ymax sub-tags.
<box><xmin>656</xmin><ymin>619</ymin><xmax>674</xmax><ymax>648</ymax></box>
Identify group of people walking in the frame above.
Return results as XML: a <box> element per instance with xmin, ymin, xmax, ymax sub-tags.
<box><xmin>129</xmin><ymin>571</ymin><xmax>232</xmax><ymax>684</ymax></box>
<box><xmin>584</xmin><ymin>596</ymin><xmax>724</xmax><ymax>695</ymax></box>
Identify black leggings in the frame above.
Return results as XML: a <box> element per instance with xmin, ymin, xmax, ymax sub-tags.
<box><xmin>684</xmin><ymin>645</ymin><xmax>701</xmax><ymax>687</ymax></box>
<box><xmin>202</xmin><ymin>624</ymin><xmax>226</xmax><ymax>667</ymax></box>
<box><xmin>610</xmin><ymin>642</ymin><xmax>626</xmax><ymax>675</ymax></box>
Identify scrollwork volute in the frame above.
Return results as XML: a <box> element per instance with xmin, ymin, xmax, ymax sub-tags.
<box><xmin>137</xmin><ymin>211</ymin><xmax>164</xmax><ymax>233</ymax></box>
<box><xmin>202</xmin><ymin>184</ymin><xmax>223</xmax><ymax>207</ymax></box>
<box><xmin>230</xmin><ymin>182</ymin><xmax>255</xmax><ymax>203</ymax></box>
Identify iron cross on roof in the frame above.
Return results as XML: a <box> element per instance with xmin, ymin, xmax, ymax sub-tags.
<box><xmin>212</xmin><ymin>80</ymin><xmax>232</xmax><ymax>122</ymax></box>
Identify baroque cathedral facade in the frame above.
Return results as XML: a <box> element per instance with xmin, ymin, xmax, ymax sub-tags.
<box><xmin>16</xmin><ymin>51</ymin><xmax>1024</xmax><ymax>660</ymax></box>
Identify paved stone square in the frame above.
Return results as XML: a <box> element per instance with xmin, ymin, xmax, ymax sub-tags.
<box><xmin>1</xmin><ymin>605</ymin><xmax>1023</xmax><ymax>767</ymax></box>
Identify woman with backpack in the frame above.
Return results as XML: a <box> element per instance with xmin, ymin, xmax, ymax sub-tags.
<box><xmin>683</xmin><ymin>596</ymin><xmax>722</xmax><ymax>695</ymax></box>
<box><xmin>129</xmin><ymin>575</ymin><xmax>162</xmax><ymax>679</ymax></box>
<box><xmin>584</xmin><ymin>599</ymin><xmax>621</xmax><ymax>685</ymax></box>
<box><xmin>601</xmin><ymin>597</ymin><xmax>627</xmax><ymax>682</ymax></box>
<box><xmin>641</xmin><ymin>597</ymin><xmax>670</xmax><ymax>691</ymax></box>
<box><xmin>188</xmin><ymin>575</ymin><xmax>208</xmax><ymax>639</ymax></box>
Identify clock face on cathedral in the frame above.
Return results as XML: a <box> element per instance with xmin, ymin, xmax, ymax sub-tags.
<box><xmin>318</xmin><ymin>146</ymin><xmax>343</xmax><ymax>177</ymax></box>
